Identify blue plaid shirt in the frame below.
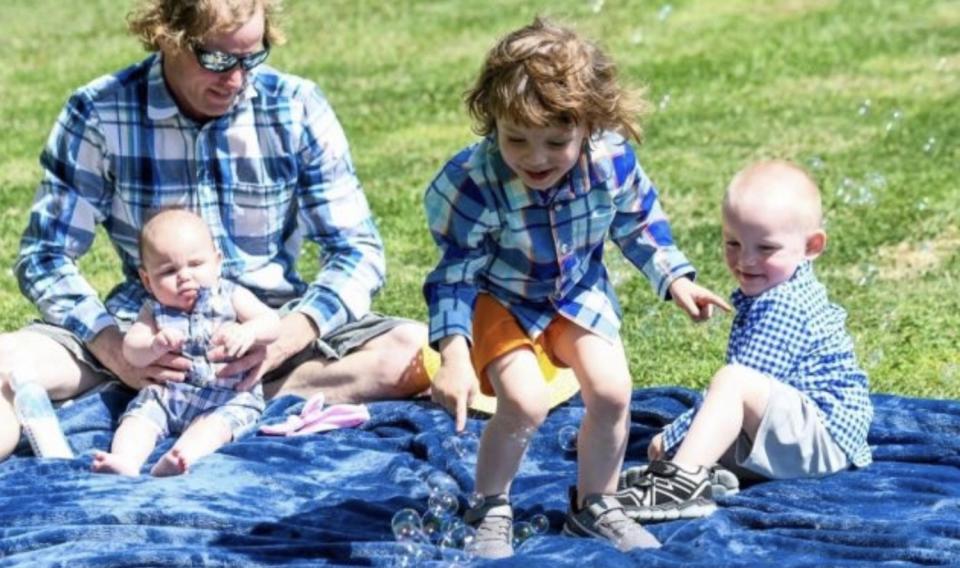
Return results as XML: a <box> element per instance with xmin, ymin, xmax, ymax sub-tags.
<box><xmin>151</xmin><ymin>280</ymin><xmax>243</xmax><ymax>390</ymax></box>
<box><xmin>661</xmin><ymin>261</ymin><xmax>873</xmax><ymax>467</ymax></box>
<box><xmin>15</xmin><ymin>54</ymin><xmax>385</xmax><ymax>342</ymax></box>
<box><xmin>423</xmin><ymin>132</ymin><xmax>695</xmax><ymax>346</ymax></box>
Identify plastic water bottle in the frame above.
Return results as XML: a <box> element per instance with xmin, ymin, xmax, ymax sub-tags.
<box><xmin>9</xmin><ymin>369</ymin><xmax>74</xmax><ymax>459</ymax></box>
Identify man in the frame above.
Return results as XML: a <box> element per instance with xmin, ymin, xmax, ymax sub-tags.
<box><xmin>0</xmin><ymin>0</ymin><xmax>429</xmax><ymax>459</ymax></box>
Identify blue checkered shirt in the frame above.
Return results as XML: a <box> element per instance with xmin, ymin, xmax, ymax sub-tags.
<box><xmin>661</xmin><ymin>261</ymin><xmax>873</xmax><ymax>467</ymax></box>
<box><xmin>15</xmin><ymin>54</ymin><xmax>385</xmax><ymax>342</ymax></box>
<box><xmin>423</xmin><ymin>132</ymin><xmax>695</xmax><ymax>346</ymax></box>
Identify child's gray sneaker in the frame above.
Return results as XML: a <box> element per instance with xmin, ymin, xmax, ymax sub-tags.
<box><xmin>620</xmin><ymin>462</ymin><xmax>740</xmax><ymax>499</ymax></box>
<box><xmin>616</xmin><ymin>460</ymin><xmax>717</xmax><ymax>522</ymax></box>
<box><xmin>562</xmin><ymin>488</ymin><xmax>661</xmax><ymax>551</ymax></box>
<box><xmin>463</xmin><ymin>494</ymin><xmax>514</xmax><ymax>559</ymax></box>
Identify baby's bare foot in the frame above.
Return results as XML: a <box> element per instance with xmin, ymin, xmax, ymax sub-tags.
<box><xmin>91</xmin><ymin>450</ymin><xmax>142</xmax><ymax>476</ymax></box>
<box><xmin>150</xmin><ymin>448</ymin><xmax>190</xmax><ymax>477</ymax></box>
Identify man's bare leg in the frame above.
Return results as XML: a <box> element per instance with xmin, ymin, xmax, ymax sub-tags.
<box><xmin>0</xmin><ymin>331</ymin><xmax>106</xmax><ymax>460</ymax></box>
<box><xmin>264</xmin><ymin>322</ymin><xmax>430</xmax><ymax>403</ymax></box>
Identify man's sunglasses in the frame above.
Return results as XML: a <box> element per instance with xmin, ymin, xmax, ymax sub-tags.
<box><xmin>192</xmin><ymin>41</ymin><xmax>270</xmax><ymax>73</ymax></box>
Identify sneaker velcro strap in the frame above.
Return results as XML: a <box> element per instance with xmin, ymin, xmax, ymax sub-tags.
<box><xmin>648</xmin><ymin>459</ymin><xmax>679</xmax><ymax>477</ymax></box>
<box><xmin>586</xmin><ymin>495</ymin><xmax>624</xmax><ymax>519</ymax></box>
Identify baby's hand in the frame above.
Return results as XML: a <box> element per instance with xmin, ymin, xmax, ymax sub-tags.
<box><xmin>668</xmin><ymin>278</ymin><xmax>732</xmax><ymax>322</ymax></box>
<box><xmin>152</xmin><ymin>328</ymin><xmax>185</xmax><ymax>355</ymax></box>
<box><xmin>648</xmin><ymin>433</ymin><xmax>665</xmax><ymax>461</ymax></box>
<box><xmin>210</xmin><ymin>323</ymin><xmax>255</xmax><ymax>359</ymax></box>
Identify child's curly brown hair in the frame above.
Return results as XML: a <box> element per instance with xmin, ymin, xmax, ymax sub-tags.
<box><xmin>465</xmin><ymin>17</ymin><xmax>650</xmax><ymax>144</ymax></box>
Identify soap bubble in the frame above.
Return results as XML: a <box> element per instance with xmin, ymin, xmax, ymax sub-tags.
<box><xmin>857</xmin><ymin>99</ymin><xmax>872</xmax><ymax>116</ymax></box>
<box><xmin>658</xmin><ymin>93</ymin><xmax>671</xmax><ymax>112</ymax></box>
<box><xmin>513</xmin><ymin>521</ymin><xmax>537</xmax><ymax>547</ymax></box>
<box><xmin>466</xmin><ymin>491</ymin><xmax>484</xmax><ymax>509</ymax></box>
<box><xmin>558</xmin><ymin>425</ymin><xmax>578</xmax><ymax>452</ymax></box>
<box><xmin>425</xmin><ymin>471</ymin><xmax>459</xmax><ymax>497</ymax></box>
<box><xmin>530</xmin><ymin>513</ymin><xmax>550</xmax><ymax>534</ymax></box>
<box><xmin>428</xmin><ymin>490</ymin><xmax>459</xmax><ymax>518</ymax></box>
<box><xmin>807</xmin><ymin>155</ymin><xmax>825</xmax><ymax>171</ymax></box>
<box><xmin>657</xmin><ymin>4</ymin><xmax>673</xmax><ymax>22</ymax></box>
<box><xmin>422</xmin><ymin>510</ymin><xmax>454</xmax><ymax>542</ymax></box>
<box><xmin>588</xmin><ymin>0</ymin><xmax>604</xmax><ymax>13</ymax></box>
<box><xmin>392</xmin><ymin>508</ymin><xmax>424</xmax><ymax>542</ymax></box>
<box><xmin>923</xmin><ymin>136</ymin><xmax>937</xmax><ymax>154</ymax></box>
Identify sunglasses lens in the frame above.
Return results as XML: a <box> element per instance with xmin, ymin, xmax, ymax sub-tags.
<box><xmin>197</xmin><ymin>49</ymin><xmax>238</xmax><ymax>72</ymax></box>
<box><xmin>241</xmin><ymin>49</ymin><xmax>270</xmax><ymax>71</ymax></box>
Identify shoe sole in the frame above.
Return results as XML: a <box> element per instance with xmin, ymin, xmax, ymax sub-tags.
<box><xmin>624</xmin><ymin>499</ymin><xmax>717</xmax><ymax>522</ymax></box>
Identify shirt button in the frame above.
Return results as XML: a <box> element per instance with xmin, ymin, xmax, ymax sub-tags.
<box><xmin>560</xmin><ymin>243</ymin><xmax>570</xmax><ymax>254</ymax></box>
<box><xmin>554</xmin><ymin>203</ymin><xmax>563</xmax><ymax>212</ymax></box>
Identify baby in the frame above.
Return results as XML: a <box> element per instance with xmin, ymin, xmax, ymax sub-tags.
<box><xmin>92</xmin><ymin>209</ymin><xmax>279</xmax><ymax>476</ymax></box>
<box><xmin>618</xmin><ymin>160</ymin><xmax>873</xmax><ymax>521</ymax></box>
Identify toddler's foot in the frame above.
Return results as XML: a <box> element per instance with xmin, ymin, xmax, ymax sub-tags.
<box><xmin>150</xmin><ymin>448</ymin><xmax>190</xmax><ymax>477</ymax></box>
<box><xmin>615</xmin><ymin>459</ymin><xmax>716</xmax><ymax>522</ymax></box>
<box><xmin>563</xmin><ymin>488</ymin><xmax>660</xmax><ymax>551</ymax></box>
<box><xmin>91</xmin><ymin>450</ymin><xmax>142</xmax><ymax>476</ymax></box>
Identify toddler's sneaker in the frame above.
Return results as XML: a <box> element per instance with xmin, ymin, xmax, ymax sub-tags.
<box><xmin>615</xmin><ymin>459</ymin><xmax>718</xmax><ymax>522</ymax></box>
<box><xmin>463</xmin><ymin>494</ymin><xmax>514</xmax><ymax>559</ymax></box>
<box><xmin>562</xmin><ymin>487</ymin><xmax>660</xmax><ymax>551</ymax></box>
<box><xmin>620</xmin><ymin>462</ymin><xmax>740</xmax><ymax>499</ymax></box>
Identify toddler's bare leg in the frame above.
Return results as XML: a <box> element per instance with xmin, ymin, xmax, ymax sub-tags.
<box><xmin>474</xmin><ymin>349</ymin><xmax>549</xmax><ymax>497</ymax></box>
<box><xmin>672</xmin><ymin>363</ymin><xmax>772</xmax><ymax>469</ymax></box>
<box><xmin>92</xmin><ymin>416</ymin><xmax>159</xmax><ymax>476</ymax></box>
<box><xmin>150</xmin><ymin>413</ymin><xmax>233</xmax><ymax>477</ymax></box>
<box><xmin>551</xmin><ymin>328</ymin><xmax>631</xmax><ymax>506</ymax></box>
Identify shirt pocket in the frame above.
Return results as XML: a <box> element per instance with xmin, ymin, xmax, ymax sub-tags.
<box><xmin>224</xmin><ymin>180</ymin><xmax>294</xmax><ymax>256</ymax></box>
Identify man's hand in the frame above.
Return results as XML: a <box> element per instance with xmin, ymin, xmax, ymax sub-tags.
<box><xmin>668</xmin><ymin>277</ymin><xmax>732</xmax><ymax>322</ymax></box>
<box><xmin>648</xmin><ymin>433</ymin><xmax>665</xmax><ymax>461</ymax></box>
<box><xmin>88</xmin><ymin>326</ymin><xmax>190</xmax><ymax>390</ymax></box>
<box><xmin>214</xmin><ymin>312</ymin><xmax>317</xmax><ymax>392</ymax></box>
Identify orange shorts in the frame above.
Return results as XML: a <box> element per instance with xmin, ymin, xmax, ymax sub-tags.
<box><xmin>471</xmin><ymin>294</ymin><xmax>574</xmax><ymax>396</ymax></box>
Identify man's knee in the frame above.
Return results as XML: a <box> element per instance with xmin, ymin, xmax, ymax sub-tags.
<box><xmin>366</xmin><ymin>323</ymin><xmax>429</xmax><ymax>395</ymax></box>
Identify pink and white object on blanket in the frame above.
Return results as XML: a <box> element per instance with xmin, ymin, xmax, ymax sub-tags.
<box><xmin>259</xmin><ymin>392</ymin><xmax>370</xmax><ymax>436</ymax></box>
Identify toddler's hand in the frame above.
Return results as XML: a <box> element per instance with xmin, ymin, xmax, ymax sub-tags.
<box><xmin>648</xmin><ymin>433</ymin><xmax>665</xmax><ymax>461</ymax></box>
<box><xmin>431</xmin><ymin>359</ymin><xmax>478</xmax><ymax>432</ymax></box>
<box><xmin>669</xmin><ymin>278</ymin><xmax>732</xmax><ymax>322</ymax></box>
<box><xmin>211</xmin><ymin>323</ymin><xmax>256</xmax><ymax>359</ymax></box>
<box><xmin>152</xmin><ymin>328</ymin><xmax>185</xmax><ymax>355</ymax></box>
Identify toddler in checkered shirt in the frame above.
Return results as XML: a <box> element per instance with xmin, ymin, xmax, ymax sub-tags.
<box><xmin>617</xmin><ymin>160</ymin><xmax>873</xmax><ymax>522</ymax></box>
<box><xmin>92</xmin><ymin>209</ymin><xmax>280</xmax><ymax>477</ymax></box>
<box><xmin>423</xmin><ymin>18</ymin><xmax>732</xmax><ymax>557</ymax></box>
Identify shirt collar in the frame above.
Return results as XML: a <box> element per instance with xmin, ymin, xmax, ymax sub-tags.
<box><xmin>146</xmin><ymin>53</ymin><xmax>259</xmax><ymax>123</ymax></box>
<box><xmin>731</xmin><ymin>260</ymin><xmax>814</xmax><ymax>310</ymax></box>
<box><xmin>483</xmin><ymin>134</ymin><xmax>614</xmax><ymax>211</ymax></box>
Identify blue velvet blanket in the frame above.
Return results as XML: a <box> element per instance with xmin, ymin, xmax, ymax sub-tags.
<box><xmin>1</xmin><ymin>384</ymin><xmax>958</xmax><ymax>567</ymax></box>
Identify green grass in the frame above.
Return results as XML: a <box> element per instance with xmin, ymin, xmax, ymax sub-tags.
<box><xmin>0</xmin><ymin>0</ymin><xmax>957</xmax><ymax>397</ymax></box>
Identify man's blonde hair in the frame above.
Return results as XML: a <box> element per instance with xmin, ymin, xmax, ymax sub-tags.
<box><xmin>464</xmin><ymin>17</ymin><xmax>650</xmax><ymax>143</ymax></box>
<box><xmin>127</xmin><ymin>0</ymin><xmax>285</xmax><ymax>52</ymax></box>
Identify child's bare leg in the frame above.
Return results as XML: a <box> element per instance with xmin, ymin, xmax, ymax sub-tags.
<box><xmin>474</xmin><ymin>349</ymin><xmax>549</xmax><ymax>497</ymax></box>
<box><xmin>92</xmin><ymin>416</ymin><xmax>159</xmax><ymax>476</ymax></box>
<box><xmin>552</xmin><ymin>328</ymin><xmax>631</xmax><ymax>505</ymax></box>
<box><xmin>672</xmin><ymin>363</ymin><xmax>772</xmax><ymax>469</ymax></box>
<box><xmin>150</xmin><ymin>413</ymin><xmax>232</xmax><ymax>477</ymax></box>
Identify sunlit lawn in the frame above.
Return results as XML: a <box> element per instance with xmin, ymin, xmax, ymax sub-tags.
<box><xmin>0</xmin><ymin>0</ymin><xmax>957</xmax><ymax>397</ymax></box>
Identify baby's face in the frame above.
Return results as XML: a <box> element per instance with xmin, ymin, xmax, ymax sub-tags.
<box><xmin>140</xmin><ymin>224</ymin><xmax>221</xmax><ymax>311</ymax></box>
<box><xmin>722</xmin><ymin>203</ymin><xmax>812</xmax><ymax>297</ymax></box>
<box><xmin>496</xmin><ymin>118</ymin><xmax>587</xmax><ymax>191</ymax></box>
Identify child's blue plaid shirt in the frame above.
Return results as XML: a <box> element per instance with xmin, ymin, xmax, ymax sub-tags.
<box><xmin>661</xmin><ymin>261</ymin><xmax>873</xmax><ymax>467</ymax></box>
<box><xmin>15</xmin><ymin>54</ymin><xmax>385</xmax><ymax>343</ymax></box>
<box><xmin>423</xmin><ymin>131</ymin><xmax>695</xmax><ymax>347</ymax></box>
